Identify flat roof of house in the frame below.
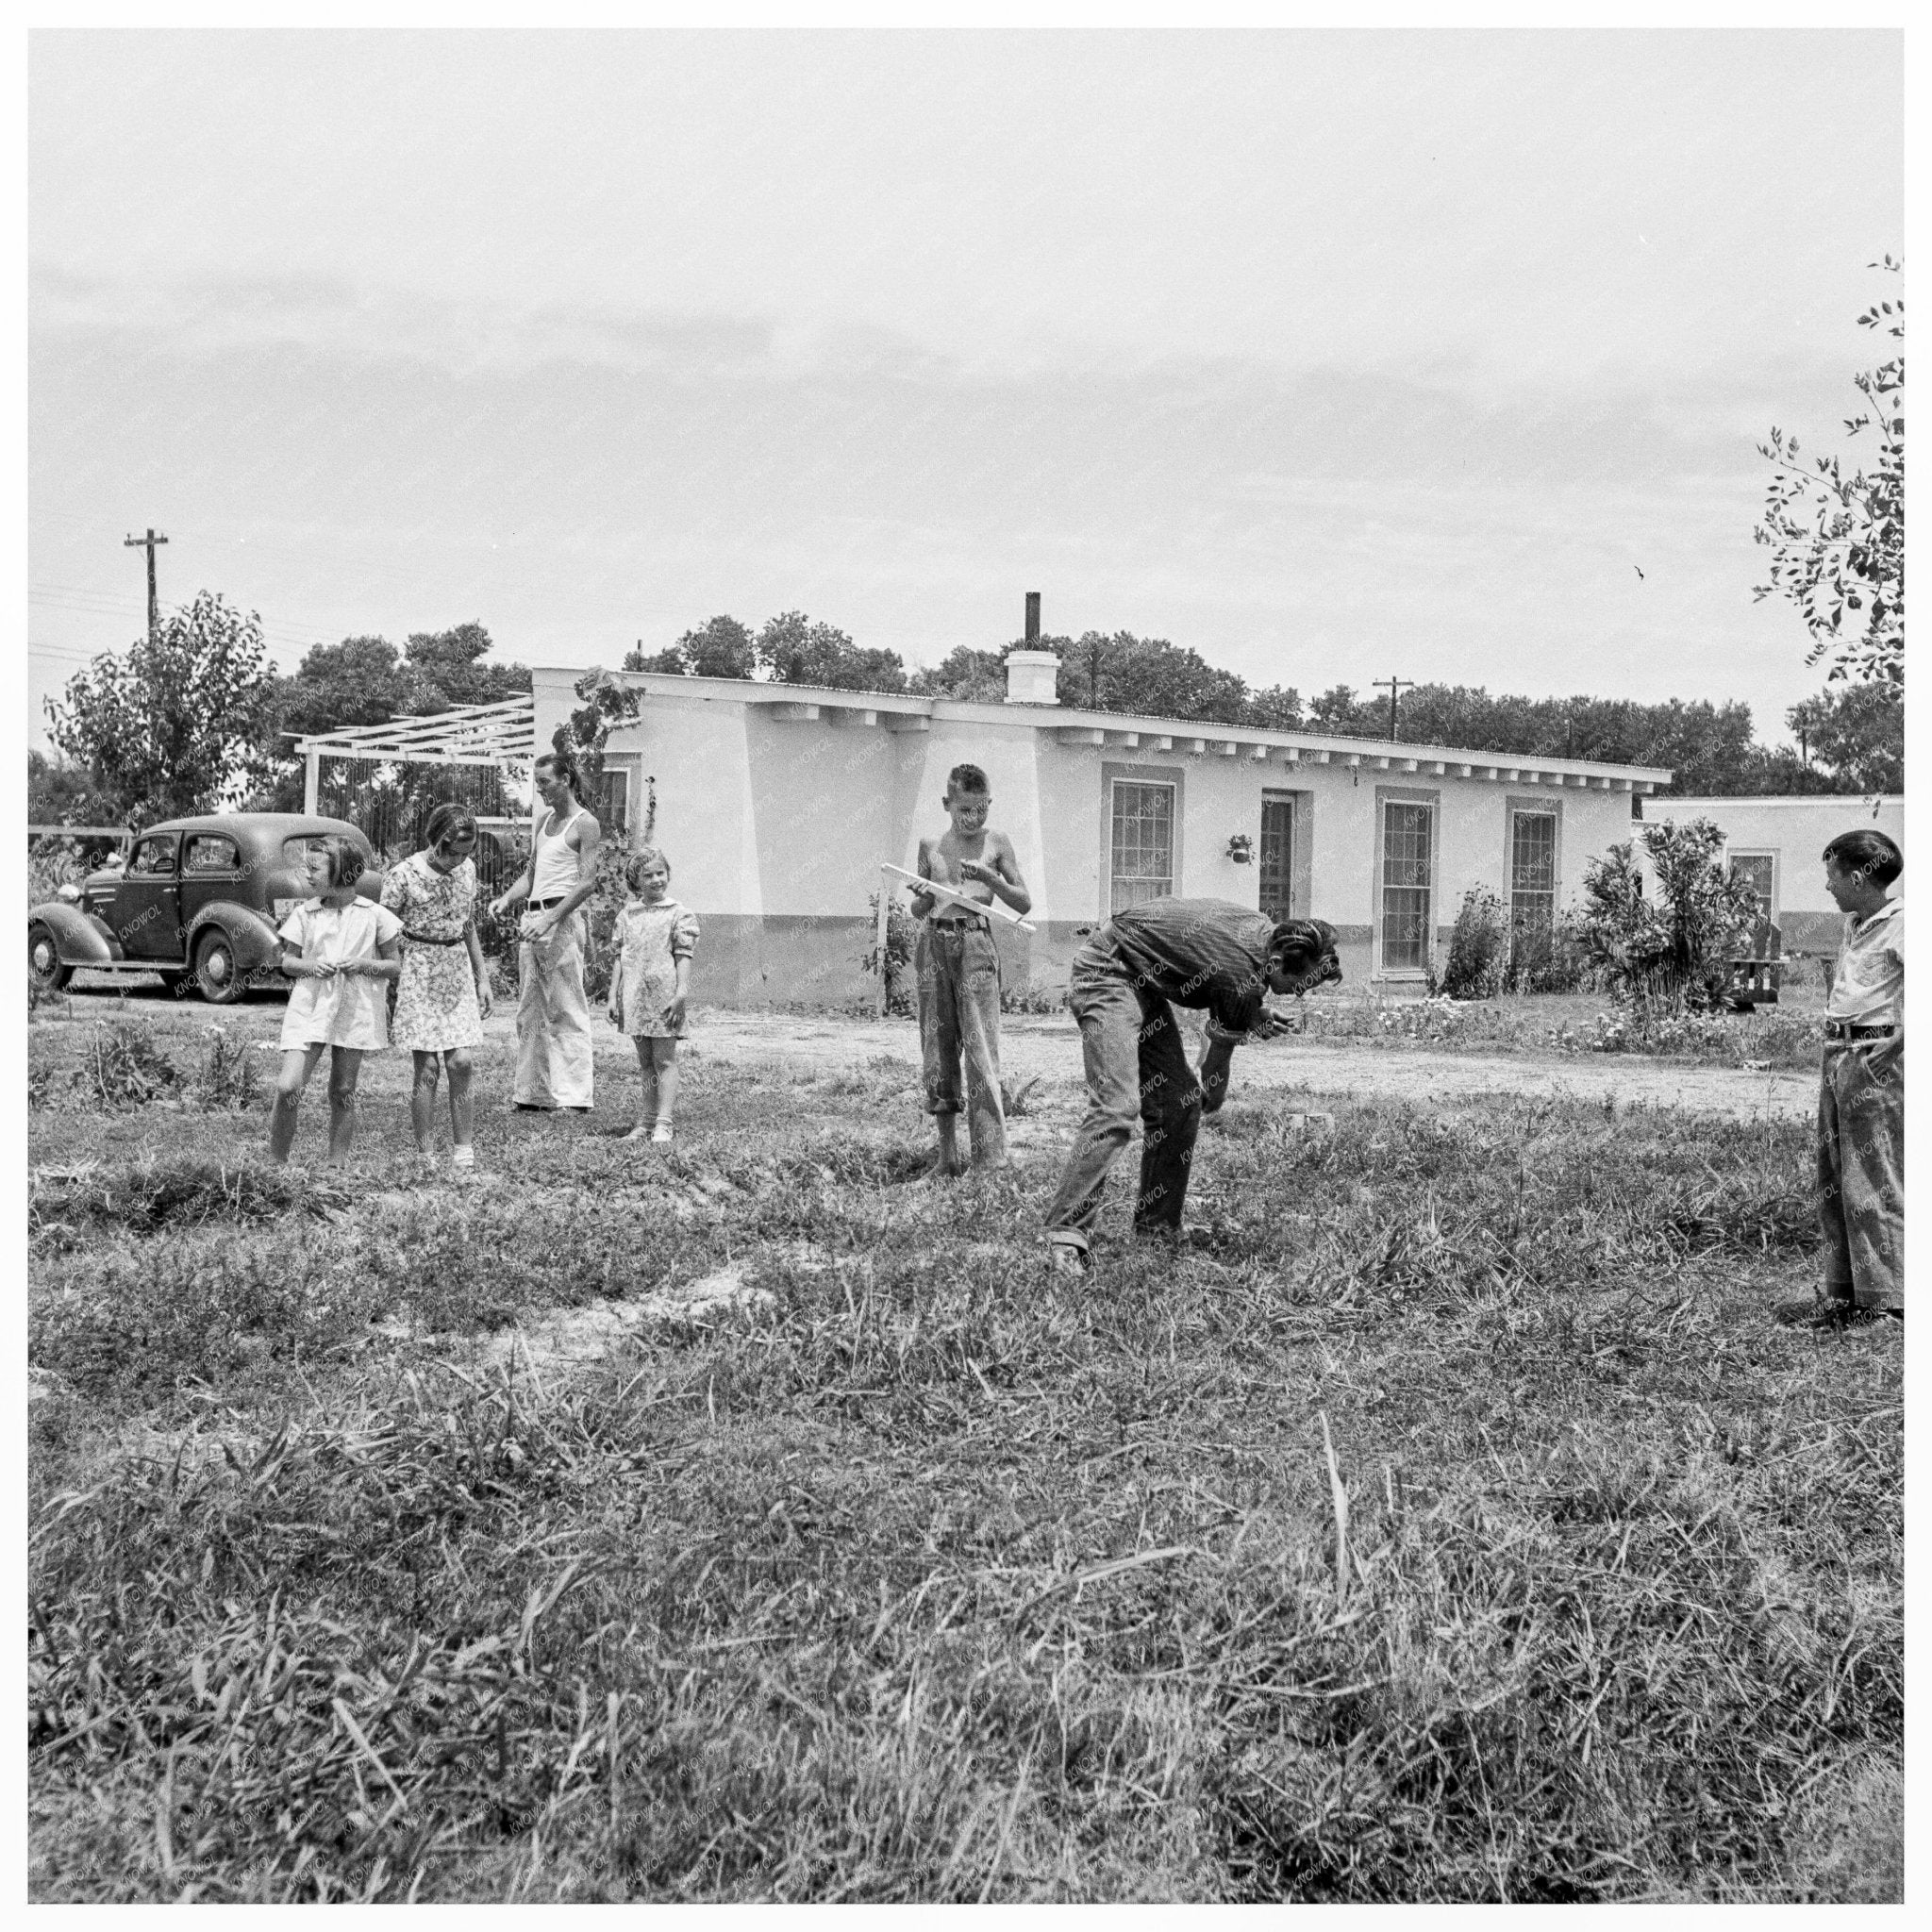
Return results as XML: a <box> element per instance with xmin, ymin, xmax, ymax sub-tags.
<box><xmin>568</xmin><ymin>667</ymin><xmax>1676</xmax><ymax>791</ymax></box>
<box><xmin>1660</xmin><ymin>793</ymin><xmax>1902</xmax><ymax>809</ymax></box>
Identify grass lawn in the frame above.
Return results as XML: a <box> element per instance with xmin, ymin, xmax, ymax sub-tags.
<box><xmin>26</xmin><ymin>989</ymin><xmax>1901</xmax><ymax>1902</ymax></box>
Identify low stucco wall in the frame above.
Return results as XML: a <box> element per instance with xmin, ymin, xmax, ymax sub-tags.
<box><xmin>693</xmin><ymin>913</ymin><xmax>1040</xmax><ymax>1008</ymax></box>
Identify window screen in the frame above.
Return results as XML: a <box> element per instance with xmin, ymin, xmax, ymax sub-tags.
<box><xmin>1110</xmin><ymin>781</ymin><xmax>1174</xmax><ymax>913</ymax></box>
<box><xmin>1380</xmin><ymin>803</ymin><xmax>1433</xmax><ymax>971</ymax></box>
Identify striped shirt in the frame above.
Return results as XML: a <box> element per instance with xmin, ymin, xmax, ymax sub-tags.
<box><xmin>1088</xmin><ymin>897</ymin><xmax>1278</xmax><ymax>1034</ymax></box>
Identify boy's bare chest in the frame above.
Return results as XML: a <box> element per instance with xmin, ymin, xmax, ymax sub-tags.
<box><xmin>927</xmin><ymin>835</ymin><xmax>996</xmax><ymax>895</ymax></box>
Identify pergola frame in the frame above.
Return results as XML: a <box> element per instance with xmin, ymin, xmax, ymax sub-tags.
<box><xmin>291</xmin><ymin>696</ymin><xmax>537</xmax><ymax>812</ymax></box>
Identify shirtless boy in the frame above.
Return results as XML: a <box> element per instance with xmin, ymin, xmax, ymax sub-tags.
<box><xmin>909</xmin><ymin>763</ymin><xmax>1032</xmax><ymax>1174</ymax></box>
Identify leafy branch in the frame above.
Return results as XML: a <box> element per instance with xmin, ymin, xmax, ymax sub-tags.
<box><xmin>1753</xmin><ymin>257</ymin><xmax>1905</xmax><ymax>688</ymax></box>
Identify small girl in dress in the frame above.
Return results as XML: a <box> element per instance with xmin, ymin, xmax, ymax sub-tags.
<box><xmin>606</xmin><ymin>847</ymin><xmax>700</xmax><ymax>1144</ymax></box>
<box><xmin>269</xmin><ymin>836</ymin><xmax>403</xmax><ymax>1165</ymax></box>
<box><xmin>381</xmin><ymin>803</ymin><xmax>495</xmax><ymax>1175</ymax></box>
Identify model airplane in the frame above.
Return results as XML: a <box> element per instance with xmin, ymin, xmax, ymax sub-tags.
<box><xmin>880</xmin><ymin>862</ymin><xmax>1037</xmax><ymax>933</ymax></box>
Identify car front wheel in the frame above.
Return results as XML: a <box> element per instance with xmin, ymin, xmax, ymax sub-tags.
<box><xmin>193</xmin><ymin>928</ymin><xmax>248</xmax><ymax>1006</ymax></box>
<box><xmin>28</xmin><ymin>923</ymin><xmax>73</xmax><ymax>995</ymax></box>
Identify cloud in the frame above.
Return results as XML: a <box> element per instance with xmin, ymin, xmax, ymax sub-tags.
<box><xmin>27</xmin><ymin>267</ymin><xmax>1855</xmax><ymax>727</ymax></box>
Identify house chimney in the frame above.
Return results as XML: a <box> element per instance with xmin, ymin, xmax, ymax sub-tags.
<box><xmin>1006</xmin><ymin>591</ymin><xmax>1059</xmax><ymax>705</ymax></box>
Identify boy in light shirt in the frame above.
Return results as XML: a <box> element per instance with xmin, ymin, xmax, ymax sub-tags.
<box><xmin>1810</xmin><ymin>828</ymin><xmax>1903</xmax><ymax>1324</ymax></box>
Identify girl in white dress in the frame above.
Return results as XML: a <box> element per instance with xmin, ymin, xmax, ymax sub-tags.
<box><xmin>606</xmin><ymin>847</ymin><xmax>700</xmax><ymax>1143</ymax></box>
<box><xmin>381</xmin><ymin>804</ymin><xmax>494</xmax><ymax>1174</ymax></box>
<box><xmin>269</xmin><ymin>837</ymin><xmax>403</xmax><ymax>1165</ymax></box>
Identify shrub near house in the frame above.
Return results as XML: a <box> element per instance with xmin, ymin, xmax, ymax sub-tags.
<box><xmin>1577</xmin><ymin>819</ymin><xmax>1759</xmax><ymax>1016</ymax></box>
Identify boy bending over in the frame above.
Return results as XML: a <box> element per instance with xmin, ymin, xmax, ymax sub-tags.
<box><xmin>1813</xmin><ymin>828</ymin><xmax>1904</xmax><ymax>1323</ymax></box>
<box><xmin>909</xmin><ymin>763</ymin><xmax>1032</xmax><ymax>1174</ymax></box>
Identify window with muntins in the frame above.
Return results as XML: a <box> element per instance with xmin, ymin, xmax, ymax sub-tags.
<box><xmin>1380</xmin><ymin>802</ymin><xmax>1433</xmax><ymax>971</ymax></box>
<box><xmin>1110</xmin><ymin>781</ymin><xmax>1175</xmax><ymax>912</ymax></box>
<box><xmin>1509</xmin><ymin>812</ymin><xmax>1557</xmax><ymax>945</ymax></box>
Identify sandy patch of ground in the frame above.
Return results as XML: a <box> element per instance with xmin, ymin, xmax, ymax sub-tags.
<box><xmin>673</xmin><ymin>1010</ymin><xmax>1814</xmax><ymax>1123</ymax></box>
<box><xmin>40</xmin><ymin>984</ymin><xmax>1814</xmax><ymax>1122</ymax></box>
<box><xmin>476</xmin><ymin>1266</ymin><xmax>776</xmax><ymax>1373</ymax></box>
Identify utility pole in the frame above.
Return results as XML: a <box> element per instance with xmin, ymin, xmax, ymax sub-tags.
<box><xmin>1371</xmin><ymin>675</ymin><xmax>1410</xmax><ymax>742</ymax></box>
<box><xmin>125</xmin><ymin>528</ymin><xmax>168</xmax><ymax>637</ymax></box>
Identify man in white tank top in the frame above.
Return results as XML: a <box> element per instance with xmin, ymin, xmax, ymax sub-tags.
<box><xmin>491</xmin><ymin>750</ymin><xmax>603</xmax><ymax>1109</ymax></box>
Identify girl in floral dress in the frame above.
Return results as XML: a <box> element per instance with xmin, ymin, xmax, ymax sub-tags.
<box><xmin>381</xmin><ymin>804</ymin><xmax>494</xmax><ymax>1174</ymax></box>
<box><xmin>607</xmin><ymin>847</ymin><xmax>700</xmax><ymax>1144</ymax></box>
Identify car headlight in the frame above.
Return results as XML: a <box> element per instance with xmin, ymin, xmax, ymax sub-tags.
<box><xmin>58</xmin><ymin>883</ymin><xmax>82</xmax><ymax>903</ymax></box>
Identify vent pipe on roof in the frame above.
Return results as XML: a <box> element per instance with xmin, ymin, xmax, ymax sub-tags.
<box><xmin>1006</xmin><ymin>591</ymin><xmax>1059</xmax><ymax>705</ymax></box>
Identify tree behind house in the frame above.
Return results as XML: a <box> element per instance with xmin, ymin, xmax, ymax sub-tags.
<box><xmin>258</xmin><ymin>622</ymin><xmax>532</xmax><ymax>814</ymax></box>
<box><xmin>626</xmin><ymin>614</ymin><xmax>760</xmax><ymax>679</ymax></box>
<box><xmin>1785</xmin><ymin>681</ymin><xmax>1904</xmax><ymax>794</ymax></box>
<box><xmin>758</xmin><ymin>611</ymin><xmax>908</xmax><ymax>691</ymax></box>
<box><xmin>625</xmin><ymin>611</ymin><xmax>1880</xmax><ymax>792</ymax></box>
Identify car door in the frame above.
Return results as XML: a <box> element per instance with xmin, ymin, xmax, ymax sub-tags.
<box><xmin>178</xmin><ymin>830</ymin><xmax>245</xmax><ymax>938</ymax></box>
<box><xmin>116</xmin><ymin>831</ymin><xmax>184</xmax><ymax>961</ymax></box>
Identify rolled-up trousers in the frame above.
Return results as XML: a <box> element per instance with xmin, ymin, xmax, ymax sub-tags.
<box><xmin>915</xmin><ymin>921</ymin><xmax>1008</xmax><ymax>1169</ymax></box>
<box><xmin>1818</xmin><ymin>1041</ymin><xmax>1904</xmax><ymax>1311</ymax></box>
<box><xmin>1042</xmin><ymin>944</ymin><xmax>1201</xmax><ymax>1246</ymax></box>
<box><xmin>515</xmin><ymin>912</ymin><xmax>594</xmax><ymax>1109</ymax></box>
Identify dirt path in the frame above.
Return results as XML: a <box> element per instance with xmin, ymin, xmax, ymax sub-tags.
<box><xmin>669</xmin><ymin>1011</ymin><xmax>1812</xmax><ymax>1121</ymax></box>
<box><xmin>49</xmin><ymin>983</ymin><xmax>1813</xmax><ymax>1122</ymax></box>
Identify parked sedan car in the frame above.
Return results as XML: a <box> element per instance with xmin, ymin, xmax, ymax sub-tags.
<box><xmin>27</xmin><ymin>814</ymin><xmax>381</xmax><ymax>1006</ymax></box>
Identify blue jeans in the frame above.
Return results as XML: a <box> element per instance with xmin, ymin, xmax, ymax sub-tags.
<box><xmin>1818</xmin><ymin>1041</ymin><xmax>1904</xmax><ymax>1310</ymax></box>
<box><xmin>1042</xmin><ymin>943</ymin><xmax>1202</xmax><ymax>1246</ymax></box>
<box><xmin>915</xmin><ymin>921</ymin><xmax>1007</xmax><ymax>1169</ymax></box>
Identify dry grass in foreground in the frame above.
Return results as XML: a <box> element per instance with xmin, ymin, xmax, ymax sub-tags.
<box><xmin>27</xmin><ymin>1042</ymin><xmax>1901</xmax><ymax>1902</ymax></box>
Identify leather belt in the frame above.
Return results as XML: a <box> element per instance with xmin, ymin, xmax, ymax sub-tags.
<box><xmin>1824</xmin><ymin>1020</ymin><xmax>1897</xmax><ymax>1041</ymax></box>
<box><xmin>529</xmin><ymin>896</ymin><xmax>566</xmax><ymax>911</ymax></box>
<box><xmin>403</xmin><ymin>928</ymin><xmax>465</xmax><ymax>947</ymax></box>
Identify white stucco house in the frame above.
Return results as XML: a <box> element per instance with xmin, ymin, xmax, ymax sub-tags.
<box><xmin>532</xmin><ymin>651</ymin><xmax>1674</xmax><ymax>1006</ymax></box>
<box><xmin>1636</xmin><ymin>792</ymin><xmax>1904</xmax><ymax>957</ymax></box>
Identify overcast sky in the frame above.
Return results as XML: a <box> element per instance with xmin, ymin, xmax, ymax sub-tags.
<box><xmin>29</xmin><ymin>29</ymin><xmax>1902</xmax><ymax>749</ymax></box>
